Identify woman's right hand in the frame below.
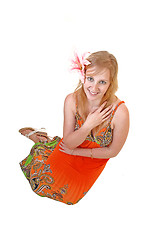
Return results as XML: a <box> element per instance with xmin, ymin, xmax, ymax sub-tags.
<box><xmin>84</xmin><ymin>102</ymin><xmax>113</xmax><ymax>130</ymax></box>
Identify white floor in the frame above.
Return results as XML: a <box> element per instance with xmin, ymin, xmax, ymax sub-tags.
<box><xmin>1</xmin><ymin>1</ymin><xmax>159</xmax><ymax>239</ymax></box>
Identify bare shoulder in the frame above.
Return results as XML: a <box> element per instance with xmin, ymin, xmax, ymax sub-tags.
<box><xmin>64</xmin><ymin>92</ymin><xmax>76</xmax><ymax>114</ymax></box>
<box><xmin>117</xmin><ymin>102</ymin><xmax>129</xmax><ymax>117</ymax></box>
<box><xmin>63</xmin><ymin>92</ymin><xmax>77</xmax><ymax>141</ymax></box>
<box><xmin>112</xmin><ymin>100</ymin><xmax>129</xmax><ymax>129</ymax></box>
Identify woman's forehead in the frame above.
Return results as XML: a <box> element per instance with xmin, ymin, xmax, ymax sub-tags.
<box><xmin>86</xmin><ymin>66</ymin><xmax>110</xmax><ymax>76</ymax></box>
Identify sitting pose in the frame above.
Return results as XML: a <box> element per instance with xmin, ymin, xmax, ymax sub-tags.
<box><xmin>19</xmin><ymin>50</ymin><xmax>129</xmax><ymax>205</ymax></box>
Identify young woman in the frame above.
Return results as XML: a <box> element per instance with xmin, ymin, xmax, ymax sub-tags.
<box><xmin>19</xmin><ymin>51</ymin><xmax>129</xmax><ymax>205</ymax></box>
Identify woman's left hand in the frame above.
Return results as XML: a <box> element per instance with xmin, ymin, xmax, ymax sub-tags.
<box><xmin>59</xmin><ymin>141</ymin><xmax>74</xmax><ymax>155</ymax></box>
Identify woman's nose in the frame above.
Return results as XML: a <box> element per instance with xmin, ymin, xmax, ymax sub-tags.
<box><xmin>91</xmin><ymin>83</ymin><xmax>98</xmax><ymax>91</ymax></box>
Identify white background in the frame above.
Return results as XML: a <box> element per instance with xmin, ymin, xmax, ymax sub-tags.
<box><xmin>1</xmin><ymin>0</ymin><xmax>159</xmax><ymax>239</ymax></box>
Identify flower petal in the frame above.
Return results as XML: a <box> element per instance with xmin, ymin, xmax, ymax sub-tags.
<box><xmin>70</xmin><ymin>51</ymin><xmax>91</xmax><ymax>82</ymax></box>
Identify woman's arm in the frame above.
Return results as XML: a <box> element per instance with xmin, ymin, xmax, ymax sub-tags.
<box><xmin>75</xmin><ymin>104</ymin><xmax>129</xmax><ymax>158</ymax></box>
<box><xmin>63</xmin><ymin>93</ymin><xmax>112</xmax><ymax>149</ymax></box>
<box><xmin>62</xmin><ymin>93</ymin><xmax>91</xmax><ymax>149</ymax></box>
<box><xmin>62</xmin><ymin>93</ymin><xmax>112</xmax><ymax>150</ymax></box>
<box><xmin>73</xmin><ymin>147</ymin><xmax>113</xmax><ymax>159</ymax></box>
<box><xmin>60</xmin><ymin>103</ymin><xmax>129</xmax><ymax>159</ymax></box>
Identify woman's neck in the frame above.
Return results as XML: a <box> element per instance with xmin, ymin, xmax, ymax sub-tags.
<box><xmin>87</xmin><ymin>95</ymin><xmax>117</xmax><ymax>111</ymax></box>
<box><xmin>87</xmin><ymin>100</ymin><xmax>100</xmax><ymax>108</ymax></box>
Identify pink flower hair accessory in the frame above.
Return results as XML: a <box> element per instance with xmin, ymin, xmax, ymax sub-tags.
<box><xmin>70</xmin><ymin>51</ymin><xmax>91</xmax><ymax>83</ymax></box>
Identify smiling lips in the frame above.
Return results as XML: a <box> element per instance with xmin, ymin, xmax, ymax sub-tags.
<box><xmin>88</xmin><ymin>89</ymin><xmax>99</xmax><ymax>96</ymax></box>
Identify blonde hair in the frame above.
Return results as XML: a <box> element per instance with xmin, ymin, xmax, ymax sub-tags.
<box><xmin>73</xmin><ymin>51</ymin><xmax>118</xmax><ymax>135</ymax></box>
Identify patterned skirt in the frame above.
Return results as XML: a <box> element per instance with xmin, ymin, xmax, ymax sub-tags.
<box><xmin>19</xmin><ymin>136</ymin><xmax>108</xmax><ymax>205</ymax></box>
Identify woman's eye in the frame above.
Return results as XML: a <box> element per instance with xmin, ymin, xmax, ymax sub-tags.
<box><xmin>87</xmin><ymin>77</ymin><xmax>94</xmax><ymax>81</ymax></box>
<box><xmin>100</xmin><ymin>81</ymin><xmax>106</xmax><ymax>84</ymax></box>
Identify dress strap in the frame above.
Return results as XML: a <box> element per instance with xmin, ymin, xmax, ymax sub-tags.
<box><xmin>109</xmin><ymin>101</ymin><xmax>125</xmax><ymax>124</ymax></box>
<box><xmin>75</xmin><ymin>94</ymin><xmax>78</xmax><ymax>114</ymax></box>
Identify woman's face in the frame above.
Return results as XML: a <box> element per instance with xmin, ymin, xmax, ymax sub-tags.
<box><xmin>83</xmin><ymin>67</ymin><xmax>110</xmax><ymax>103</ymax></box>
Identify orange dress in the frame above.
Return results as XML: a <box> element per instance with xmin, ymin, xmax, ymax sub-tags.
<box><xmin>19</xmin><ymin>101</ymin><xmax>125</xmax><ymax>205</ymax></box>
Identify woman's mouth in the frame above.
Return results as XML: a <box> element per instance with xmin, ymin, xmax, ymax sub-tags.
<box><xmin>88</xmin><ymin>89</ymin><xmax>99</xmax><ymax>96</ymax></box>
